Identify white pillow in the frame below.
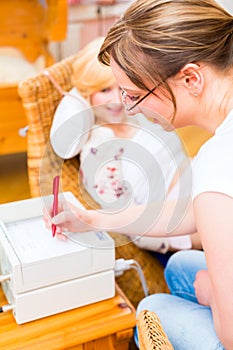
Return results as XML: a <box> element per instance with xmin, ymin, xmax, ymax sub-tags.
<box><xmin>50</xmin><ymin>87</ymin><xmax>94</xmax><ymax>159</ymax></box>
<box><xmin>0</xmin><ymin>47</ymin><xmax>45</xmax><ymax>84</ymax></box>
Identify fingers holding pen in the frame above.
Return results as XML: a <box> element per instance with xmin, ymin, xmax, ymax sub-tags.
<box><xmin>42</xmin><ymin>201</ymin><xmax>68</xmax><ymax>240</ymax></box>
<box><xmin>43</xmin><ymin>197</ymin><xmax>95</xmax><ymax>236</ymax></box>
<box><xmin>52</xmin><ymin>201</ymin><xmax>95</xmax><ymax>233</ymax></box>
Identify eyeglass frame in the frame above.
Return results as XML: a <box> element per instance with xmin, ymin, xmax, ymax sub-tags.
<box><xmin>121</xmin><ymin>81</ymin><xmax>162</xmax><ymax>111</ymax></box>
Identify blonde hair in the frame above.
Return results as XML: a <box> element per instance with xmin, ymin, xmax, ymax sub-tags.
<box><xmin>72</xmin><ymin>37</ymin><xmax>115</xmax><ymax>100</ymax></box>
<box><xmin>98</xmin><ymin>0</ymin><xmax>233</xmax><ymax>113</ymax></box>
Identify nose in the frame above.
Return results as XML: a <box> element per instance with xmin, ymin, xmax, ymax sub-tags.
<box><xmin>110</xmin><ymin>87</ymin><xmax>122</xmax><ymax>104</ymax></box>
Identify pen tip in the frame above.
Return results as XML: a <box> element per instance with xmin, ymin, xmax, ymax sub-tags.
<box><xmin>52</xmin><ymin>224</ymin><xmax>56</xmax><ymax>237</ymax></box>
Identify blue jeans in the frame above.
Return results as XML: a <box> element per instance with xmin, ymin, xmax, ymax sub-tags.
<box><xmin>135</xmin><ymin>250</ymin><xmax>225</xmax><ymax>349</ymax></box>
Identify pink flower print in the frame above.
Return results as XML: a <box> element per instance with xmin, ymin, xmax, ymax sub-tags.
<box><xmin>114</xmin><ymin>148</ymin><xmax>124</xmax><ymax>160</ymax></box>
<box><xmin>114</xmin><ymin>184</ymin><xmax>127</xmax><ymax>198</ymax></box>
<box><xmin>107</xmin><ymin>167</ymin><xmax>117</xmax><ymax>179</ymax></box>
<box><xmin>90</xmin><ymin>147</ymin><xmax>98</xmax><ymax>155</ymax></box>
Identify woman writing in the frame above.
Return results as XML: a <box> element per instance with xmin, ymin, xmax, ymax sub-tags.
<box><xmin>45</xmin><ymin>0</ymin><xmax>233</xmax><ymax>348</ymax></box>
<box><xmin>50</xmin><ymin>37</ymin><xmax>200</xmax><ymax>254</ymax></box>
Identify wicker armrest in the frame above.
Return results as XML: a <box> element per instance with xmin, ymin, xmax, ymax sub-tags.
<box><xmin>137</xmin><ymin>310</ymin><xmax>174</xmax><ymax>350</ymax></box>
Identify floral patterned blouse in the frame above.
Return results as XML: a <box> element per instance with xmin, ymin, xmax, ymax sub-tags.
<box><xmin>80</xmin><ymin>115</ymin><xmax>188</xmax><ymax>211</ymax></box>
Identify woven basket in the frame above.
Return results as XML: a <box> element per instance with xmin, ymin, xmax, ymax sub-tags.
<box><xmin>137</xmin><ymin>310</ymin><xmax>174</xmax><ymax>350</ymax></box>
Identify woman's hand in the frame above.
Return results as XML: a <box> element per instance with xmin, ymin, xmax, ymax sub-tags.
<box><xmin>194</xmin><ymin>269</ymin><xmax>212</xmax><ymax>307</ymax></box>
<box><xmin>43</xmin><ymin>199</ymin><xmax>95</xmax><ymax>239</ymax></box>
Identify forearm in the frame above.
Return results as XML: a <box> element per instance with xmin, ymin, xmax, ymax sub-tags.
<box><xmin>209</xmin><ymin>287</ymin><xmax>233</xmax><ymax>349</ymax></box>
<box><xmin>208</xmin><ymin>272</ymin><xmax>233</xmax><ymax>349</ymax></box>
<box><xmin>194</xmin><ymin>193</ymin><xmax>233</xmax><ymax>349</ymax></box>
<box><xmin>91</xmin><ymin>196</ymin><xmax>196</xmax><ymax>237</ymax></box>
<box><xmin>52</xmin><ymin>196</ymin><xmax>196</xmax><ymax>239</ymax></box>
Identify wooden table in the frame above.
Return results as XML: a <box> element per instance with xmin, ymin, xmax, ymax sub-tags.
<box><xmin>0</xmin><ymin>284</ymin><xmax>136</xmax><ymax>350</ymax></box>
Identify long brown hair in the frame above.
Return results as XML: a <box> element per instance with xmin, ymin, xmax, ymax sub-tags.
<box><xmin>98</xmin><ymin>0</ymin><xmax>233</xmax><ymax>113</ymax></box>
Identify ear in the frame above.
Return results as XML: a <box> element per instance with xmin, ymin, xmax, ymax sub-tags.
<box><xmin>180</xmin><ymin>63</ymin><xmax>203</xmax><ymax>97</ymax></box>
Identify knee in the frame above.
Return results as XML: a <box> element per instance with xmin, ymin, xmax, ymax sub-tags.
<box><xmin>165</xmin><ymin>250</ymin><xmax>189</xmax><ymax>275</ymax></box>
<box><xmin>136</xmin><ymin>294</ymin><xmax>170</xmax><ymax>316</ymax></box>
<box><xmin>165</xmin><ymin>249</ymin><xmax>203</xmax><ymax>274</ymax></box>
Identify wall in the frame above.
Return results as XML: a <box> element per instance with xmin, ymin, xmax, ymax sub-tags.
<box><xmin>50</xmin><ymin>1</ymin><xmax>132</xmax><ymax>61</ymax></box>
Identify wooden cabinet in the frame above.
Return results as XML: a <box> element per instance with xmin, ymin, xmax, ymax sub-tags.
<box><xmin>0</xmin><ymin>86</ymin><xmax>27</xmax><ymax>155</ymax></box>
<box><xmin>0</xmin><ymin>0</ymin><xmax>67</xmax><ymax>155</ymax></box>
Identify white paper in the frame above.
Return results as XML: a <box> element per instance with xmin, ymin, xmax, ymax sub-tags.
<box><xmin>6</xmin><ymin>217</ymin><xmax>85</xmax><ymax>264</ymax></box>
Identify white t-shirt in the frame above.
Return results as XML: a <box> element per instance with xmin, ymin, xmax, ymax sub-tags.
<box><xmin>192</xmin><ymin>110</ymin><xmax>233</xmax><ymax>199</ymax></box>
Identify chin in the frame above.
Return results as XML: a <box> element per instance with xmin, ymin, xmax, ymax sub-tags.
<box><xmin>108</xmin><ymin>109</ymin><xmax>125</xmax><ymax>118</ymax></box>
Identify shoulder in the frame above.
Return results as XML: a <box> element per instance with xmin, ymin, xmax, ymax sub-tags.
<box><xmin>53</xmin><ymin>87</ymin><xmax>86</xmax><ymax>117</ymax></box>
<box><xmin>194</xmin><ymin>112</ymin><xmax>233</xmax><ymax>169</ymax></box>
<box><xmin>192</xmin><ymin>113</ymin><xmax>233</xmax><ymax>198</ymax></box>
<box><xmin>50</xmin><ymin>87</ymin><xmax>94</xmax><ymax>159</ymax></box>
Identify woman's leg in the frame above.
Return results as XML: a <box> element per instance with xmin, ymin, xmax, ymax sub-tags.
<box><xmin>135</xmin><ymin>250</ymin><xmax>224</xmax><ymax>349</ymax></box>
<box><xmin>135</xmin><ymin>294</ymin><xmax>224</xmax><ymax>349</ymax></box>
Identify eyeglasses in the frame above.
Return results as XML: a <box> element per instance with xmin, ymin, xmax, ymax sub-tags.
<box><xmin>121</xmin><ymin>82</ymin><xmax>162</xmax><ymax>112</ymax></box>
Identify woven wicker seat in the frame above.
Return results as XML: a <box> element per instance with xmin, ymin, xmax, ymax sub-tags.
<box><xmin>17</xmin><ymin>54</ymin><xmax>168</xmax><ymax>307</ymax></box>
<box><xmin>137</xmin><ymin>310</ymin><xmax>174</xmax><ymax>350</ymax></box>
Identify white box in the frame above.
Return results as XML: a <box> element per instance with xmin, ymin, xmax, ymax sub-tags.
<box><xmin>0</xmin><ymin>192</ymin><xmax>115</xmax><ymax>323</ymax></box>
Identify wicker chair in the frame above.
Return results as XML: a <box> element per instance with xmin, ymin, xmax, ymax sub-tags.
<box><xmin>17</xmin><ymin>54</ymin><xmax>169</xmax><ymax>307</ymax></box>
<box><xmin>137</xmin><ymin>310</ymin><xmax>174</xmax><ymax>350</ymax></box>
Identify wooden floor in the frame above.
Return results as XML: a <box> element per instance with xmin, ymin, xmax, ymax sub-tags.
<box><xmin>0</xmin><ymin>152</ymin><xmax>31</xmax><ymax>204</ymax></box>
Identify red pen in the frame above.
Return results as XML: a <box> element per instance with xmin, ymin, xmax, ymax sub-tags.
<box><xmin>52</xmin><ymin>175</ymin><xmax>60</xmax><ymax>237</ymax></box>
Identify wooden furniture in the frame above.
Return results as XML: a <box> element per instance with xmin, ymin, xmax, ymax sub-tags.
<box><xmin>0</xmin><ymin>85</ymin><xmax>27</xmax><ymax>155</ymax></box>
<box><xmin>0</xmin><ymin>0</ymin><xmax>67</xmax><ymax>64</ymax></box>
<box><xmin>0</xmin><ymin>284</ymin><xmax>136</xmax><ymax>350</ymax></box>
<box><xmin>137</xmin><ymin>310</ymin><xmax>174</xmax><ymax>350</ymax></box>
<box><xmin>0</xmin><ymin>0</ymin><xmax>67</xmax><ymax>155</ymax></box>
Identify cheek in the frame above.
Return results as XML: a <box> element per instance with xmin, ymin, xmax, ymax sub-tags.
<box><xmin>140</xmin><ymin>98</ymin><xmax>174</xmax><ymax>120</ymax></box>
<box><xmin>91</xmin><ymin>92</ymin><xmax>109</xmax><ymax>106</ymax></box>
<box><xmin>90</xmin><ymin>94</ymin><xmax>99</xmax><ymax>106</ymax></box>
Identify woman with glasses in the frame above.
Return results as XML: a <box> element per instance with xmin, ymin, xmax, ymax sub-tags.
<box><xmin>50</xmin><ymin>37</ymin><xmax>201</xmax><ymax>255</ymax></box>
<box><xmin>100</xmin><ymin>1</ymin><xmax>233</xmax><ymax>348</ymax></box>
<box><xmin>44</xmin><ymin>0</ymin><xmax>233</xmax><ymax>346</ymax></box>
